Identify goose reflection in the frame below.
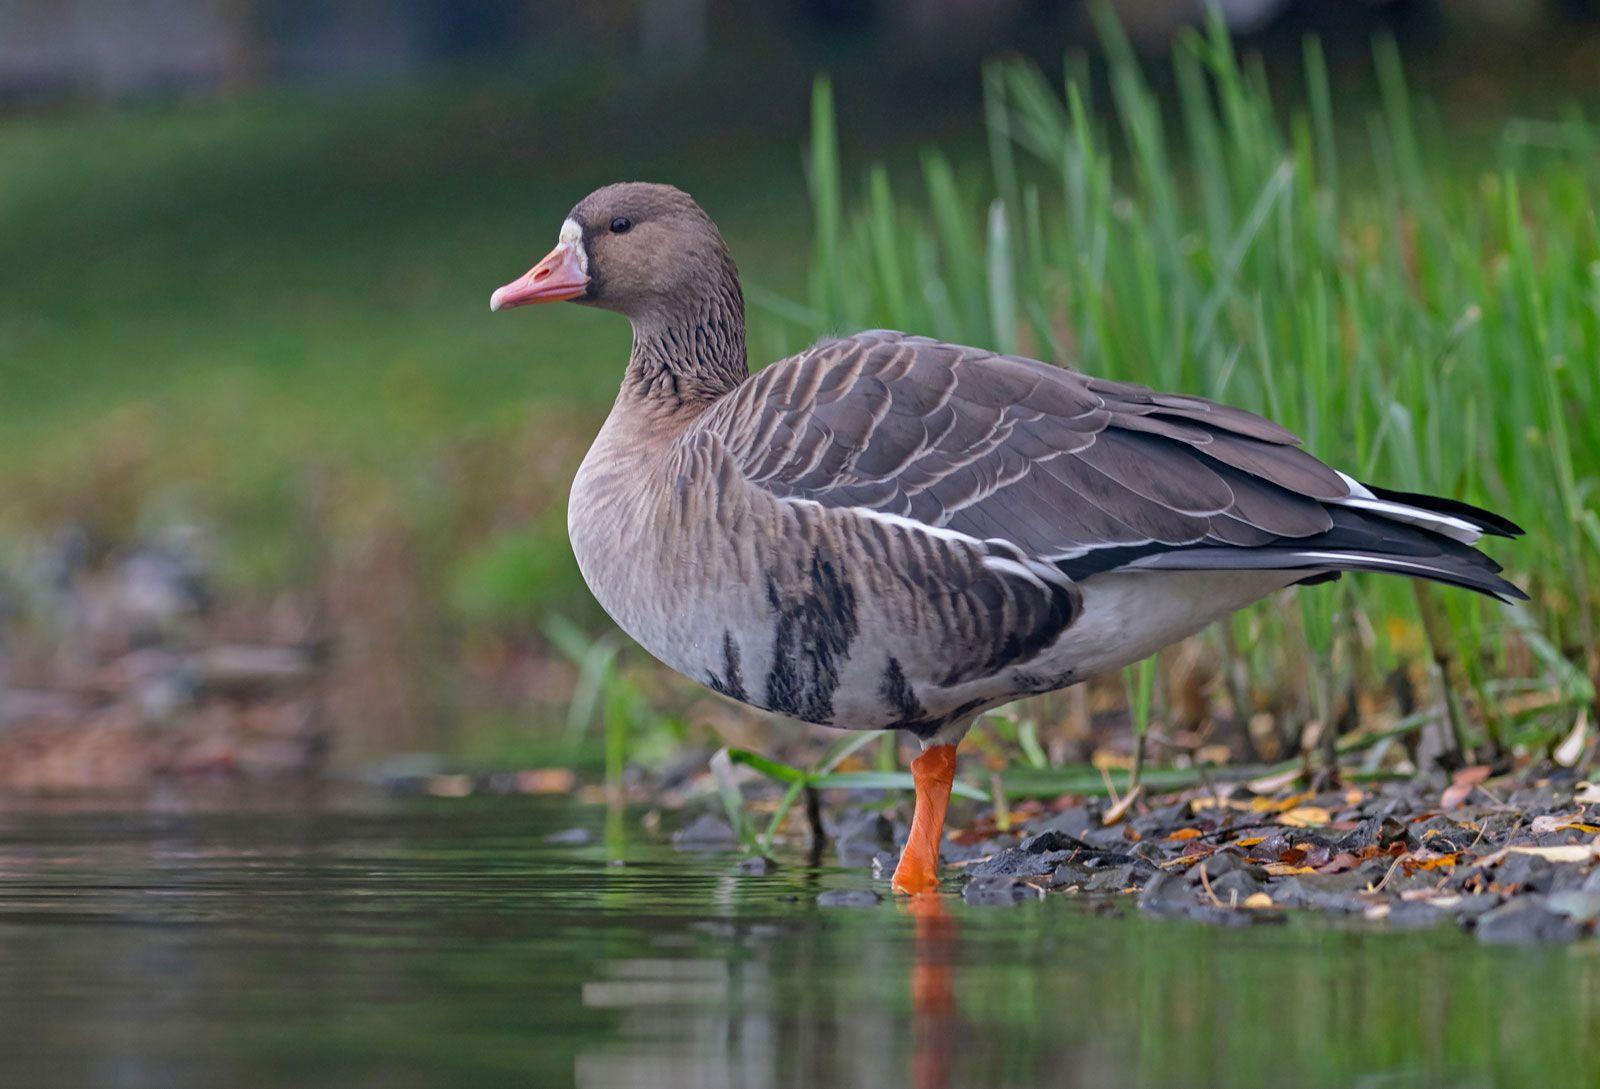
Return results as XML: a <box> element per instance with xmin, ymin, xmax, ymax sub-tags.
<box><xmin>907</xmin><ymin>894</ymin><xmax>956</xmax><ymax>1089</ymax></box>
<box><xmin>573</xmin><ymin>888</ymin><xmax>965</xmax><ymax>1088</ymax></box>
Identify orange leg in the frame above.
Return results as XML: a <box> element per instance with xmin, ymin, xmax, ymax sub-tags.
<box><xmin>891</xmin><ymin>744</ymin><xmax>958</xmax><ymax>894</ymax></box>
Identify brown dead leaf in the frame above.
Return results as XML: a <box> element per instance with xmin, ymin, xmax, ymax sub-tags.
<box><xmin>1317</xmin><ymin>851</ymin><xmax>1363</xmax><ymax>874</ymax></box>
<box><xmin>517</xmin><ymin>767</ymin><xmax>577</xmax><ymax>794</ymax></box>
<box><xmin>1440</xmin><ymin>765</ymin><xmax>1491</xmax><ymax>809</ymax></box>
<box><xmin>1277</xmin><ymin>846</ymin><xmax>1309</xmax><ymax>866</ymax></box>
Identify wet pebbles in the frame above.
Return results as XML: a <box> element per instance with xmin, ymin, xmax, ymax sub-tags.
<box><xmin>937</xmin><ymin>770</ymin><xmax>1600</xmax><ymax>943</ymax></box>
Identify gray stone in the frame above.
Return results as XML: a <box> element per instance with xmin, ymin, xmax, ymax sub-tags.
<box><xmin>1271</xmin><ymin>872</ymin><xmax>1373</xmax><ymax>914</ymax></box>
<box><xmin>542</xmin><ymin>827</ymin><xmax>594</xmax><ymax>845</ymax></box>
<box><xmin>832</xmin><ymin>810</ymin><xmax>895</xmax><ymax>867</ymax></box>
<box><xmin>965</xmin><ymin>847</ymin><xmax>1068</xmax><ymax>879</ymax></box>
<box><xmin>671</xmin><ymin>813</ymin><xmax>739</xmax><ymax>848</ymax></box>
<box><xmin>1475</xmin><ymin>897</ymin><xmax>1583</xmax><ymax>944</ymax></box>
<box><xmin>1545</xmin><ymin>890</ymin><xmax>1600</xmax><ymax>924</ymax></box>
<box><xmin>962</xmin><ymin>875</ymin><xmax>1044</xmax><ymax>905</ymax></box>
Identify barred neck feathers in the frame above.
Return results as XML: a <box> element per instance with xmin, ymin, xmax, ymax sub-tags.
<box><xmin>624</xmin><ymin>250</ymin><xmax>747</xmax><ymax>406</ymax></box>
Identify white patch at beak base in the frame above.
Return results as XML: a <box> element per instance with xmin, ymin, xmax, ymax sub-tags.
<box><xmin>560</xmin><ymin>217</ymin><xmax>589</xmax><ymax>275</ymax></box>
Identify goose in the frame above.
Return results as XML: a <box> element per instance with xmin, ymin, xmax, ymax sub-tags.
<box><xmin>491</xmin><ymin>182</ymin><xmax>1523</xmax><ymax>894</ymax></box>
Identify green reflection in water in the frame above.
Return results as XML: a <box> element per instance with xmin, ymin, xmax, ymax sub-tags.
<box><xmin>0</xmin><ymin>797</ymin><xmax>1593</xmax><ymax>1089</ymax></box>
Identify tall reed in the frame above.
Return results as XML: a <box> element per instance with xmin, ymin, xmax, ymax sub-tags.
<box><xmin>779</xmin><ymin>15</ymin><xmax>1599</xmax><ymax>758</ymax></box>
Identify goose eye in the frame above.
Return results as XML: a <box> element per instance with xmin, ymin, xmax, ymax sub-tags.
<box><xmin>609</xmin><ymin>217</ymin><xmax>632</xmax><ymax>234</ymax></box>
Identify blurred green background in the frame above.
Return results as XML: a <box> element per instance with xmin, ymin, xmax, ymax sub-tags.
<box><xmin>2</xmin><ymin>1</ymin><xmax>1598</xmax><ymax>787</ymax></box>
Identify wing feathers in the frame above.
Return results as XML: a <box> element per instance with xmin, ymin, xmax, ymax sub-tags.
<box><xmin>697</xmin><ymin>331</ymin><xmax>1521</xmax><ymax>605</ymax></box>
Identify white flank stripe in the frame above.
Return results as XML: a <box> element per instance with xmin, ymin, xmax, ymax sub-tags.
<box><xmin>784</xmin><ymin>497</ymin><xmax>1074</xmax><ymax>587</ymax></box>
<box><xmin>981</xmin><ymin>556</ymin><xmax>1049</xmax><ymax>589</ymax></box>
<box><xmin>841</xmin><ymin>504</ymin><xmax>984</xmax><ymax>547</ymax></box>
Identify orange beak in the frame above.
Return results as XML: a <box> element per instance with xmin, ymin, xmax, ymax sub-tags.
<box><xmin>490</xmin><ymin>241</ymin><xmax>589</xmax><ymax>311</ymax></box>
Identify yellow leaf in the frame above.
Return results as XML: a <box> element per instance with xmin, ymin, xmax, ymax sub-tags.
<box><xmin>1264</xmin><ymin>862</ymin><xmax>1318</xmax><ymax>876</ymax></box>
<box><xmin>1405</xmin><ymin>852</ymin><xmax>1461</xmax><ymax>872</ymax></box>
<box><xmin>1236</xmin><ymin>836</ymin><xmax>1267</xmax><ymax>848</ymax></box>
<box><xmin>1242</xmin><ymin>892</ymin><xmax>1275</xmax><ymax>909</ymax></box>
<box><xmin>1253</xmin><ymin>790</ymin><xmax>1313</xmax><ymax>814</ymax></box>
<box><xmin>1279</xmin><ymin>806</ymin><xmax>1332</xmax><ymax>828</ymax></box>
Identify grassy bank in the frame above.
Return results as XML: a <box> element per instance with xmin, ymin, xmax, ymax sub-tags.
<box><xmin>767</xmin><ymin>14</ymin><xmax>1598</xmax><ymax>787</ymax></box>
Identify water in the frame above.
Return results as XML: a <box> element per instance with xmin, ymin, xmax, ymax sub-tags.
<box><xmin>0</xmin><ymin>795</ymin><xmax>1595</xmax><ymax>1089</ymax></box>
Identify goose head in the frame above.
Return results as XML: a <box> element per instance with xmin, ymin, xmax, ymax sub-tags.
<box><xmin>491</xmin><ymin>182</ymin><xmax>748</xmax><ymax>402</ymax></box>
<box><xmin>490</xmin><ymin>182</ymin><xmax>737</xmax><ymax>321</ymax></box>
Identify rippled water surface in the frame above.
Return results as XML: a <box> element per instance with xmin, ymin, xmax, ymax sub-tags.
<box><xmin>0</xmin><ymin>795</ymin><xmax>1595</xmax><ymax>1089</ymax></box>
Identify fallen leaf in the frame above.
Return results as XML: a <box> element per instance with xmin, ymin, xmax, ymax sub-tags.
<box><xmin>1245</xmin><ymin>768</ymin><xmax>1302</xmax><ymax>794</ymax></box>
<box><xmin>1264</xmin><ymin>862</ymin><xmax>1318</xmax><ymax>876</ymax></box>
<box><xmin>1166</xmin><ymin>827</ymin><xmax>1204</xmax><ymax>842</ymax></box>
<box><xmin>1101</xmin><ymin>783</ymin><xmax>1144</xmax><ymax>827</ymax></box>
<box><xmin>1400</xmin><ymin>887</ymin><xmax>1444</xmax><ymax>902</ymax></box>
<box><xmin>1190</xmin><ymin>797</ymin><xmax>1252</xmax><ymax>812</ymax></box>
<box><xmin>1316</xmin><ymin>851</ymin><xmax>1363</xmax><ymax>874</ymax></box>
<box><xmin>1235</xmin><ymin>836</ymin><xmax>1267</xmax><ymax>848</ymax></box>
<box><xmin>517</xmin><ymin>767</ymin><xmax>577</xmax><ymax>794</ymax></box>
<box><xmin>1554</xmin><ymin>708</ymin><xmax>1589</xmax><ymax>767</ymax></box>
<box><xmin>1280</xmin><ymin>806</ymin><xmax>1332</xmax><ymax>827</ymax></box>
<box><xmin>1401</xmin><ymin>851</ymin><xmax>1461</xmax><ymax>873</ymax></box>
<box><xmin>427</xmin><ymin>774</ymin><xmax>473</xmax><ymax>797</ymax></box>
<box><xmin>1241</xmin><ymin>892</ymin><xmax>1275</xmax><ymax>909</ymax></box>
<box><xmin>1504</xmin><ymin>844</ymin><xmax>1599</xmax><ymax>863</ymax></box>
<box><xmin>1530</xmin><ymin>814</ymin><xmax>1600</xmax><ymax>835</ymax></box>
<box><xmin>1440</xmin><ymin>765</ymin><xmax>1491</xmax><ymax>809</ymax></box>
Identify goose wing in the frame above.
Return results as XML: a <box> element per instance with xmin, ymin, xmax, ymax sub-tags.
<box><xmin>700</xmin><ymin>330</ymin><xmax>1521</xmax><ymax>601</ymax></box>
